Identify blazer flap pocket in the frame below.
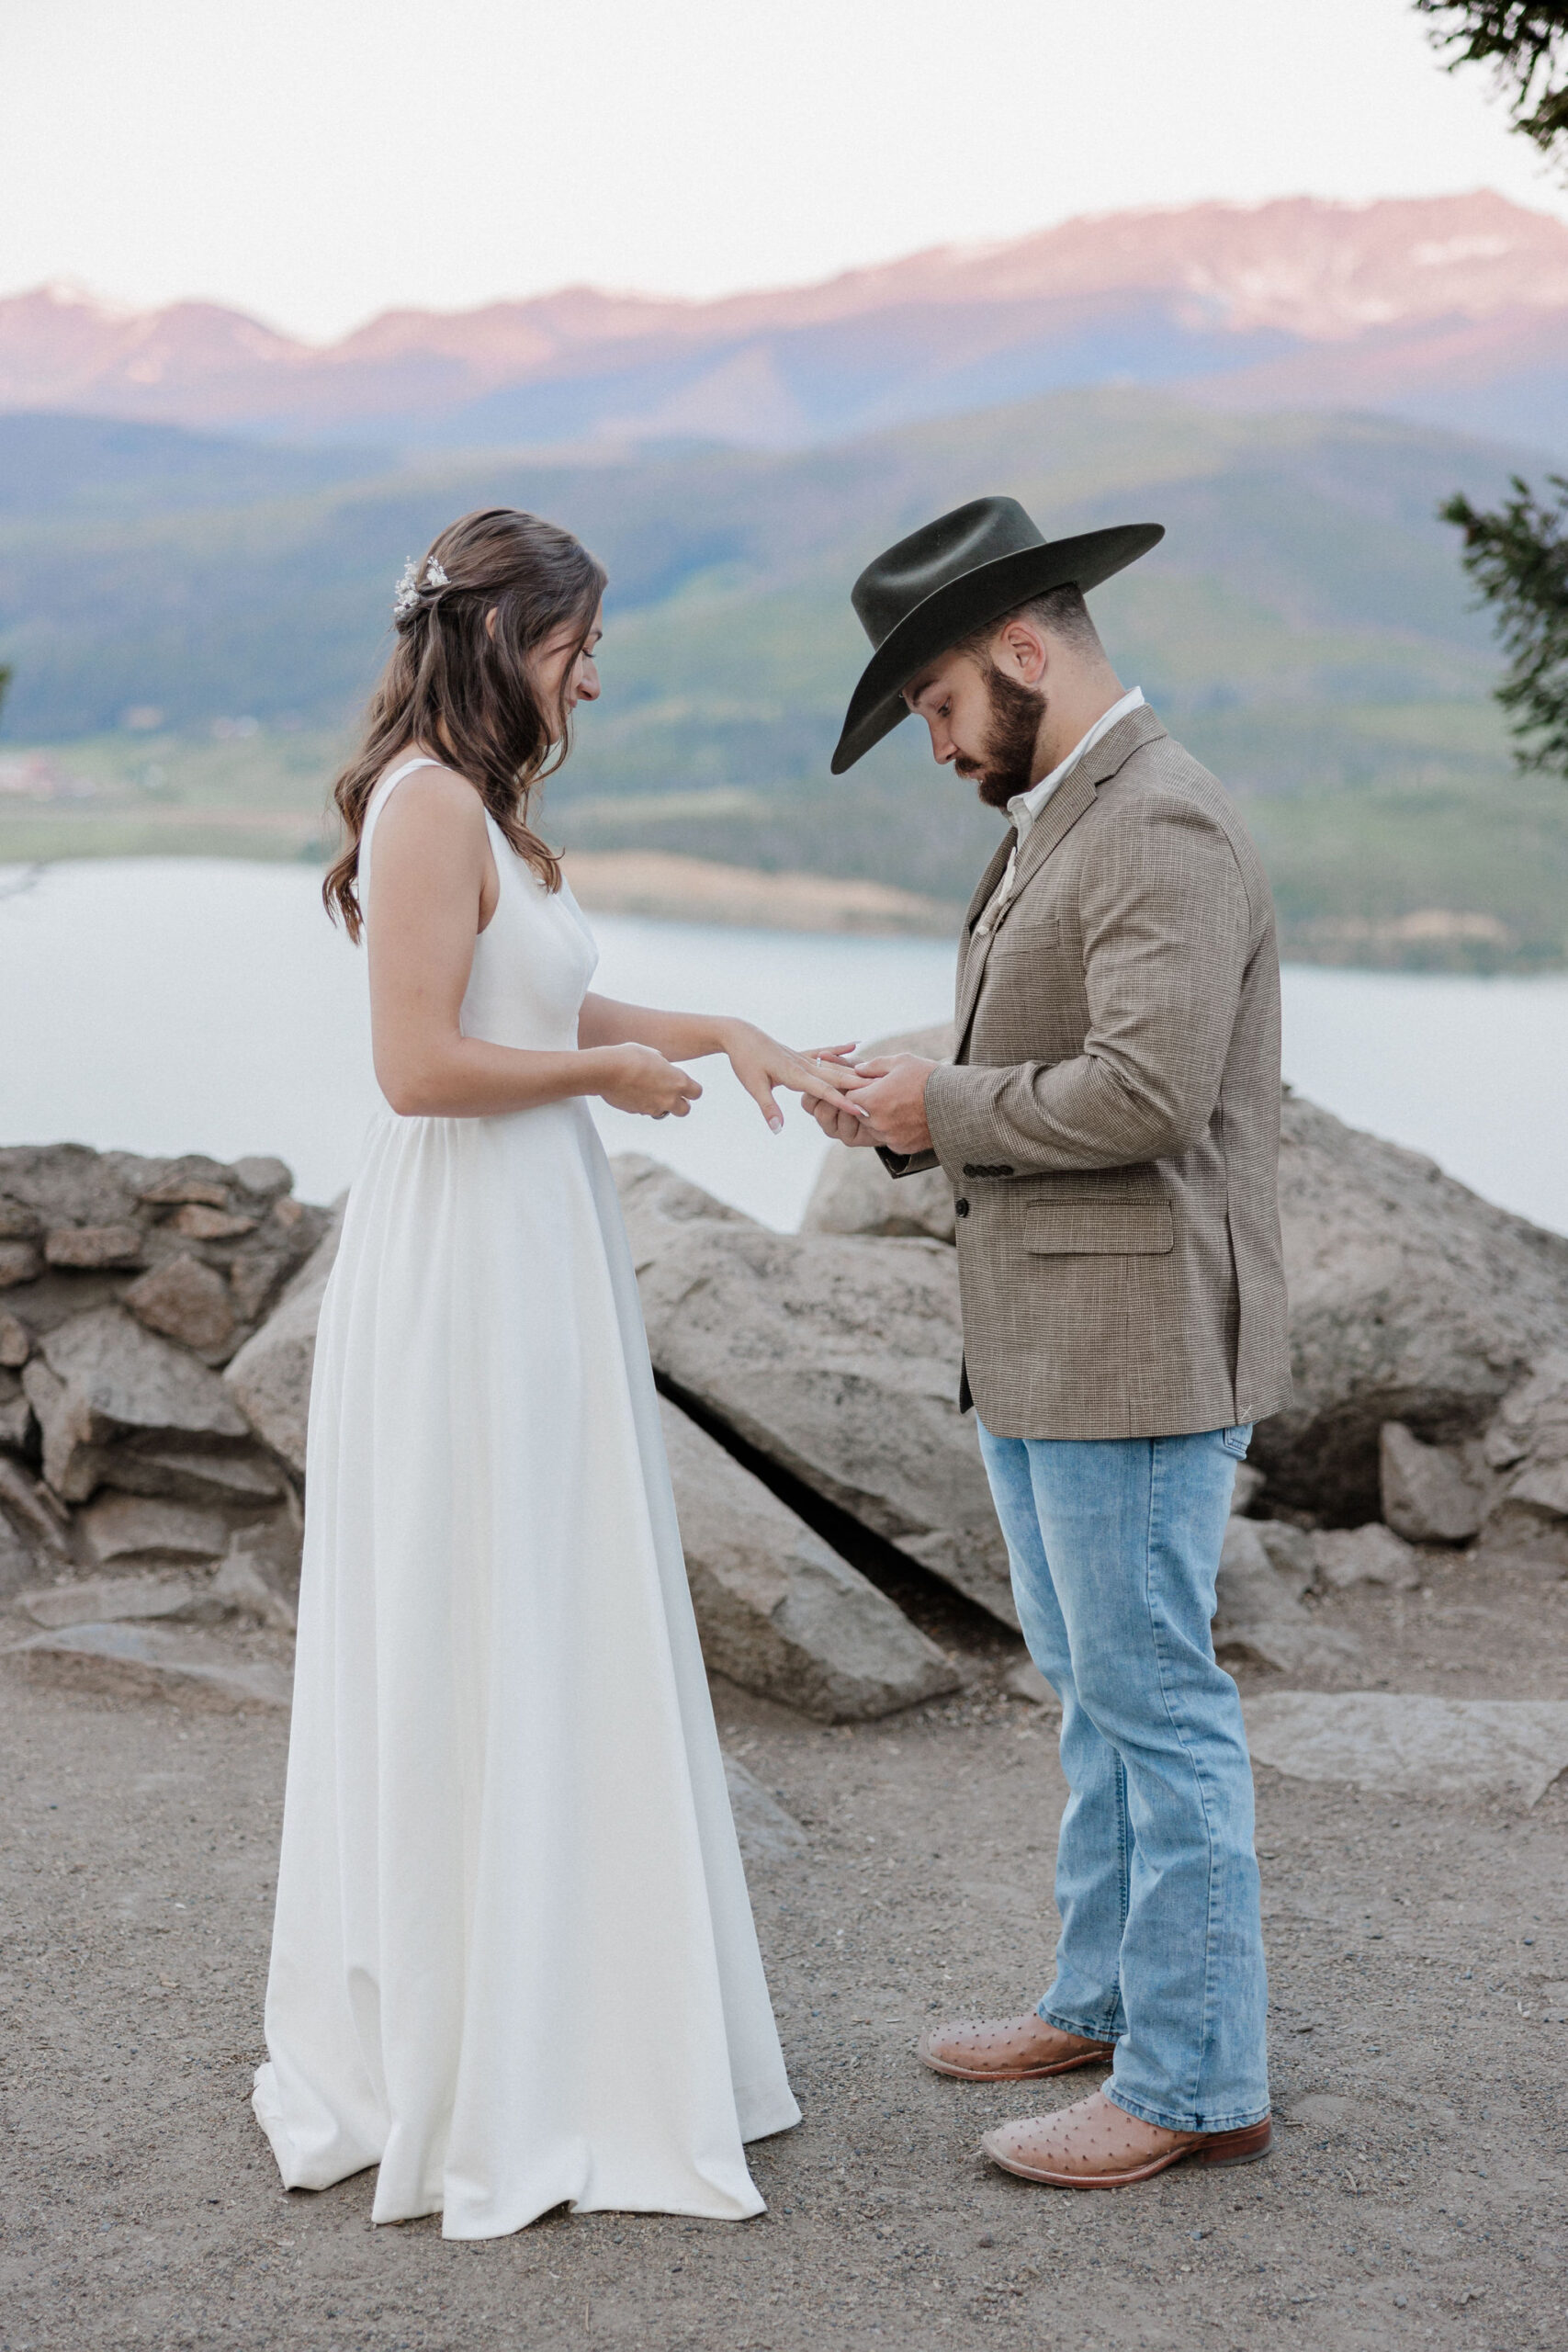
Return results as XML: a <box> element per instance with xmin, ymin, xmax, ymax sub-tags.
<box><xmin>1024</xmin><ymin>1198</ymin><xmax>1174</xmax><ymax>1256</ymax></box>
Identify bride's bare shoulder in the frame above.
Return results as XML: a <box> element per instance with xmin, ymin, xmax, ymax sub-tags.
<box><xmin>375</xmin><ymin>753</ymin><xmax>486</xmax><ymax>839</ymax></box>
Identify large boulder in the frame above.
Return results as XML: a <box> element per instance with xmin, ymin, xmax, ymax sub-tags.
<box><xmin>800</xmin><ymin>1023</ymin><xmax>956</xmax><ymax>1243</ymax></box>
<box><xmin>660</xmin><ymin>1395</ymin><xmax>958</xmax><ymax>1720</ymax></box>
<box><xmin>223</xmin><ymin>1205</ymin><xmax>345</xmax><ymax>1478</ymax></box>
<box><xmin>615</xmin><ymin>1155</ymin><xmax>1015</xmax><ymax>1624</ymax></box>
<box><xmin>1212</xmin><ymin>1517</ymin><xmax>1360</xmax><ymax>1679</ymax></box>
<box><xmin>1244</xmin><ymin>1691</ymin><xmax>1568</xmax><ymax>1808</ymax></box>
<box><xmin>1379</xmin><ymin>1421</ymin><xmax>1488</xmax><ymax>1544</ymax></box>
<box><xmin>1312</xmin><ymin>1522</ymin><xmax>1422</xmax><ymax>1591</ymax></box>
<box><xmin>1259</xmin><ymin>1094</ymin><xmax>1568</xmax><ymax>1521</ymax></box>
<box><xmin>6</xmin><ymin>1618</ymin><xmax>292</xmax><ymax>1712</ymax></box>
<box><xmin>1480</xmin><ymin>1351</ymin><xmax>1568</xmax><ymax>1570</ymax></box>
<box><xmin>22</xmin><ymin>1305</ymin><xmax>251</xmax><ymax>1500</ymax></box>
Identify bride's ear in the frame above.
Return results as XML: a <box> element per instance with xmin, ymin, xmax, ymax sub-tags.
<box><xmin>485</xmin><ymin>606</ymin><xmax>499</xmax><ymax>640</ymax></box>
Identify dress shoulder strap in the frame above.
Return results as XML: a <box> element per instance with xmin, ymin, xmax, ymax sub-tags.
<box><xmin>359</xmin><ymin>755</ymin><xmax>446</xmax><ymax>921</ymax></box>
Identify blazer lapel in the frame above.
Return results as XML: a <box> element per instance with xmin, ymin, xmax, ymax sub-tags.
<box><xmin>952</xmin><ymin>830</ymin><xmax>1016</xmax><ymax>1046</ymax></box>
<box><xmin>993</xmin><ymin>761</ymin><xmax>1099</xmax><ymax>922</ymax></box>
<box><xmin>997</xmin><ymin>709</ymin><xmax>1168</xmax><ymax>922</ymax></box>
<box><xmin>952</xmin><ymin>707</ymin><xmax>1169</xmax><ymax>1057</ymax></box>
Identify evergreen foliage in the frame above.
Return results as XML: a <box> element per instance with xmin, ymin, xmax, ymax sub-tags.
<box><xmin>1416</xmin><ymin>2</ymin><xmax>1568</xmax><ymax>153</ymax></box>
<box><xmin>1417</xmin><ymin>4</ymin><xmax>1568</xmax><ymax>774</ymax></box>
<box><xmin>1444</xmin><ymin>475</ymin><xmax>1568</xmax><ymax>769</ymax></box>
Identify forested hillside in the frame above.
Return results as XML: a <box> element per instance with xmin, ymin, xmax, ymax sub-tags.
<box><xmin>1</xmin><ymin>391</ymin><xmax>1563</xmax><ymax>966</ymax></box>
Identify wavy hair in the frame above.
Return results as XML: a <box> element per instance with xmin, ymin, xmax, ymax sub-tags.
<box><xmin>323</xmin><ymin>507</ymin><xmax>606</xmax><ymax>939</ymax></box>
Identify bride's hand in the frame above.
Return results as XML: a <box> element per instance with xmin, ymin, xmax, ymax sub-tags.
<box><xmin>597</xmin><ymin>1043</ymin><xmax>704</xmax><ymax>1121</ymax></box>
<box><xmin>720</xmin><ymin>1023</ymin><xmax>870</xmax><ymax>1134</ymax></box>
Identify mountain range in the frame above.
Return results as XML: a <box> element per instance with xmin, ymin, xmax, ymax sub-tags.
<box><xmin>4</xmin><ymin>192</ymin><xmax>1566</xmax><ymax>452</ymax></box>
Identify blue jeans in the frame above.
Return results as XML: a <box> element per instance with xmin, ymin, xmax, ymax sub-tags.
<box><xmin>976</xmin><ymin>1420</ymin><xmax>1269</xmax><ymax>2133</ymax></box>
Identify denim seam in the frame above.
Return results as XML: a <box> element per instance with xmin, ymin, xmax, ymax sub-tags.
<box><xmin>1103</xmin><ymin>2084</ymin><xmax>1272</xmax><ymax>2136</ymax></box>
<box><xmin>1111</xmin><ymin>1750</ymin><xmax>1131</xmax><ymax>2038</ymax></box>
<box><xmin>1037</xmin><ymin>2006</ymin><xmax>1118</xmax><ymax>2044</ymax></box>
<box><xmin>1141</xmin><ymin>1434</ymin><xmax>1224</xmax><ymax>2123</ymax></box>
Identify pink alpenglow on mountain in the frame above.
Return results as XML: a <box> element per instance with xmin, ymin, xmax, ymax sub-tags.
<box><xmin>4</xmin><ymin>193</ymin><xmax>1563</xmax><ymax>449</ymax></box>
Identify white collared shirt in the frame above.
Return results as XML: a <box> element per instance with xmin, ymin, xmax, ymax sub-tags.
<box><xmin>975</xmin><ymin>685</ymin><xmax>1145</xmax><ymax>935</ymax></box>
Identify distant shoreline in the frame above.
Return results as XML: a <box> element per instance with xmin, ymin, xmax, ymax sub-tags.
<box><xmin>0</xmin><ymin>811</ymin><xmax>1562</xmax><ymax>970</ymax></box>
<box><xmin>0</xmin><ymin>801</ymin><xmax>961</xmax><ymax>938</ymax></box>
<box><xmin>562</xmin><ymin>850</ymin><xmax>958</xmax><ymax>937</ymax></box>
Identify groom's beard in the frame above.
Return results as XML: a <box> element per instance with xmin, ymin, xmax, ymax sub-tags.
<box><xmin>954</xmin><ymin>664</ymin><xmax>1047</xmax><ymax>809</ymax></box>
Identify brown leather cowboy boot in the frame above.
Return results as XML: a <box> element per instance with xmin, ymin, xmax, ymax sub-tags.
<box><xmin>983</xmin><ymin>2088</ymin><xmax>1273</xmax><ymax>2188</ymax></box>
<box><xmin>917</xmin><ymin>2012</ymin><xmax>1114</xmax><ymax>2082</ymax></box>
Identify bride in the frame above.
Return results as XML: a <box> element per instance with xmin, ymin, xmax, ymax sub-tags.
<box><xmin>251</xmin><ymin>505</ymin><xmax>861</xmax><ymax>2237</ymax></box>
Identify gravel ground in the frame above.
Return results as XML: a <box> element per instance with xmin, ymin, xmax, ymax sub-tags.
<box><xmin>2</xmin><ymin>1552</ymin><xmax>1566</xmax><ymax>2352</ymax></box>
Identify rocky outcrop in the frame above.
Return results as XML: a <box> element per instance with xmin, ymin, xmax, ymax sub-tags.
<box><xmin>1480</xmin><ymin>1351</ymin><xmax>1568</xmax><ymax>1569</ymax></box>
<box><xmin>1212</xmin><ymin>1516</ymin><xmax>1361</xmax><ymax>1678</ymax></box>
<box><xmin>802</xmin><ymin>1149</ymin><xmax>956</xmax><ymax>1246</ymax></box>
<box><xmin>8</xmin><ymin>1618</ymin><xmax>292</xmax><ymax>1711</ymax></box>
<box><xmin>660</xmin><ymin>1395</ymin><xmax>959</xmax><ymax>1720</ymax></box>
<box><xmin>0</xmin><ymin>1146</ymin><xmax>322</xmax><ymax>1634</ymax></box>
<box><xmin>1244</xmin><ymin>1691</ymin><xmax>1568</xmax><ymax>1806</ymax></box>
<box><xmin>23</xmin><ymin>1306</ymin><xmax>251</xmax><ymax>1499</ymax></box>
<box><xmin>223</xmin><ymin>1206</ymin><xmax>345</xmax><ymax>1478</ymax></box>
<box><xmin>0</xmin><ymin>1147</ymin><xmax>325</xmax><ymax>1366</ymax></box>
<box><xmin>721</xmin><ymin>1755</ymin><xmax>807</xmax><ymax>1861</ymax></box>
<box><xmin>1312</xmin><ymin>1521</ymin><xmax>1422</xmax><ymax>1590</ymax></box>
<box><xmin>1379</xmin><ymin>1422</ymin><xmax>1488</xmax><ymax>1544</ymax></box>
<box><xmin>1258</xmin><ymin>1093</ymin><xmax>1568</xmax><ymax>1520</ymax></box>
<box><xmin>615</xmin><ymin>1155</ymin><xmax>1015</xmax><ymax>1625</ymax></box>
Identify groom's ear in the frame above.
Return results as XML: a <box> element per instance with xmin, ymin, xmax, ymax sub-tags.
<box><xmin>992</xmin><ymin>614</ymin><xmax>1050</xmax><ymax>687</ymax></box>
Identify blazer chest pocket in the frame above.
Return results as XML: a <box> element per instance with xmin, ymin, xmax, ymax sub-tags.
<box><xmin>1024</xmin><ymin>1197</ymin><xmax>1174</xmax><ymax>1256</ymax></box>
<box><xmin>990</xmin><ymin>913</ymin><xmax>1059</xmax><ymax>956</ymax></box>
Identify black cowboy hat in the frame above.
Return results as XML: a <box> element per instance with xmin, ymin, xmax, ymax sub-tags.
<box><xmin>830</xmin><ymin>496</ymin><xmax>1164</xmax><ymax>775</ymax></box>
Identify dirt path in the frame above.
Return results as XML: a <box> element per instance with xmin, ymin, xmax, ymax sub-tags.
<box><xmin>3</xmin><ymin>1555</ymin><xmax>1566</xmax><ymax>2351</ymax></box>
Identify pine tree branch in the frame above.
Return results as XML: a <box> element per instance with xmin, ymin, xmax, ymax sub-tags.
<box><xmin>1415</xmin><ymin>1</ymin><xmax>1568</xmax><ymax>155</ymax></box>
<box><xmin>1443</xmin><ymin>475</ymin><xmax>1568</xmax><ymax>775</ymax></box>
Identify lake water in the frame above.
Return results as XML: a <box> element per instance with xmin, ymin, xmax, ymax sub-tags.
<box><xmin>5</xmin><ymin>857</ymin><xmax>1567</xmax><ymax>1236</ymax></box>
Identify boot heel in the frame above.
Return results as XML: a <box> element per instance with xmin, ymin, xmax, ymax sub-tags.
<box><xmin>1194</xmin><ymin>2118</ymin><xmax>1273</xmax><ymax>2167</ymax></box>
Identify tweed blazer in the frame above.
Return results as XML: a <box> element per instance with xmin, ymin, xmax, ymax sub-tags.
<box><xmin>886</xmin><ymin>704</ymin><xmax>1291</xmax><ymax>1441</ymax></box>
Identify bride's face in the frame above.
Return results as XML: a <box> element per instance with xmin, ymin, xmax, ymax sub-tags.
<box><xmin>529</xmin><ymin>602</ymin><xmax>603</xmax><ymax>734</ymax></box>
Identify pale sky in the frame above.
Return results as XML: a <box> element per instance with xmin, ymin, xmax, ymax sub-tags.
<box><xmin>7</xmin><ymin>0</ymin><xmax>1565</xmax><ymax>341</ymax></box>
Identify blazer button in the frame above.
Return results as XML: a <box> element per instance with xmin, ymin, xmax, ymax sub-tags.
<box><xmin>954</xmin><ymin>1197</ymin><xmax>970</xmax><ymax>1218</ymax></box>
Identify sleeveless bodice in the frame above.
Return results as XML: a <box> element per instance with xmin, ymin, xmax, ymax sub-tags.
<box><xmin>359</xmin><ymin>757</ymin><xmax>598</xmax><ymax>1056</ymax></box>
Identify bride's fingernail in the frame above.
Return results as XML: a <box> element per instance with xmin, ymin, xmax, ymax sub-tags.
<box><xmin>769</xmin><ymin>1114</ymin><xmax>783</xmax><ymax>1132</ymax></box>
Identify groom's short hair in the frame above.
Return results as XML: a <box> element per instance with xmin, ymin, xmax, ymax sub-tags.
<box><xmin>955</xmin><ymin>582</ymin><xmax>1101</xmax><ymax>662</ymax></box>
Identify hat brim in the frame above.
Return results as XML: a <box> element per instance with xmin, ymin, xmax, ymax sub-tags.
<box><xmin>829</xmin><ymin>523</ymin><xmax>1165</xmax><ymax>775</ymax></box>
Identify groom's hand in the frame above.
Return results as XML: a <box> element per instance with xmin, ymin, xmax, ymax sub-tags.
<box><xmin>806</xmin><ymin>1093</ymin><xmax>877</xmax><ymax>1146</ymax></box>
<box><xmin>840</xmin><ymin>1054</ymin><xmax>936</xmax><ymax>1155</ymax></box>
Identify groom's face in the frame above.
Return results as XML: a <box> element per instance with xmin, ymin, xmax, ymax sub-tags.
<box><xmin>905</xmin><ymin>639</ymin><xmax>1046</xmax><ymax>810</ymax></box>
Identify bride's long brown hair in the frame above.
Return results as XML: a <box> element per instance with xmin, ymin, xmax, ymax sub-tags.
<box><xmin>323</xmin><ymin>507</ymin><xmax>607</xmax><ymax>939</ymax></box>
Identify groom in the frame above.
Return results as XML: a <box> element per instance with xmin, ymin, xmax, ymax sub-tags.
<box><xmin>809</xmin><ymin>497</ymin><xmax>1291</xmax><ymax>2189</ymax></box>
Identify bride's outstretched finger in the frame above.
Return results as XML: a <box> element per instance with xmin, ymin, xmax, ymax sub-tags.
<box><xmin>722</xmin><ymin>1025</ymin><xmax>868</xmax><ymax>1132</ymax></box>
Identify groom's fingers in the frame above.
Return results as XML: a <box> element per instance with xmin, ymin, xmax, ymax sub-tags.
<box><xmin>789</xmin><ymin>1058</ymin><xmax>868</xmax><ymax>1116</ymax></box>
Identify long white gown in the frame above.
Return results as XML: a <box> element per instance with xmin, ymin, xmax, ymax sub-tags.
<box><xmin>252</xmin><ymin>756</ymin><xmax>799</xmax><ymax>2236</ymax></box>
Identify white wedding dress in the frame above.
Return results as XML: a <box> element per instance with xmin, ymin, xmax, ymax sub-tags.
<box><xmin>253</xmin><ymin>757</ymin><xmax>799</xmax><ymax>2236</ymax></box>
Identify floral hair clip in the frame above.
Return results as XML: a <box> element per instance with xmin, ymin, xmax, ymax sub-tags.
<box><xmin>392</xmin><ymin>555</ymin><xmax>451</xmax><ymax>621</ymax></box>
